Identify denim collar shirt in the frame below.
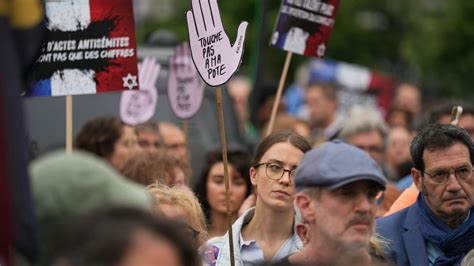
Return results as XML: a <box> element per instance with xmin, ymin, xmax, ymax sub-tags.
<box><xmin>240</xmin><ymin>231</ymin><xmax>301</xmax><ymax>265</ymax></box>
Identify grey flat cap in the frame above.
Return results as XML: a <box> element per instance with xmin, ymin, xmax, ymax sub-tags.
<box><xmin>295</xmin><ymin>140</ymin><xmax>387</xmax><ymax>190</ymax></box>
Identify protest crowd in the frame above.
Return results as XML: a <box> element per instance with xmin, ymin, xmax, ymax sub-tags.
<box><xmin>1</xmin><ymin>0</ymin><xmax>474</xmax><ymax>266</ymax></box>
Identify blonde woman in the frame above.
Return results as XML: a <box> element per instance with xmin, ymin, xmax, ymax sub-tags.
<box><xmin>148</xmin><ymin>183</ymin><xmax>207</xmax><ymax>248</ymax></box>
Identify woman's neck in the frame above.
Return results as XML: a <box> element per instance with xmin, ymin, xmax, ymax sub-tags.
<box><xmin>242</xmin><ymin>201</ymin><xmax>294</xmax><ymax>243</ymax></box>
<box><xmin>240</xmin><ymin>201</ymin><xmax>295</xmax><ymax>261</ymax></box>
<box><xmin>208</xmin><ymin>211</ymin><xmax>238</xmax><ymax>238</ymax></box>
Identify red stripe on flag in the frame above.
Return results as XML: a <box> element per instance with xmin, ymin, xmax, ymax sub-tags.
<box><xmin>89</xmin><ymin>0</ymin><xmax>139</xmax><ymax>93</ymax></box>
<box><xmin>368</xmin><ymin>72</ymin><xmax>396</xmax><ymax>114</ymax></box>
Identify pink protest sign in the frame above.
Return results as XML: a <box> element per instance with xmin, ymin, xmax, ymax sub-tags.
<box><xmin>168</xmin><ymin>43</ymin><xmax>205</xmax><ymax>119</ymax></box>
<box><xmin>186</xmin><ymin>0</ymin><xmax>248</xmax><ymax>87</ymax></box>
<box><xmin>269</xmin><ymin>0</ymin><xmax>340</xmax><ymax>57</ymax></box>
<box><xmin>120</xmin><ymin>57</ymin><xmax>160</xmax><ymax>125</ymax></box>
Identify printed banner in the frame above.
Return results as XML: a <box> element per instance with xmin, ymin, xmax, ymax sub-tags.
<box><xmin>269</xmin><ymin>0</ymin><xmax>340</xmax><ymax>57</ymax></box>
<box><xmin>25</xmin><ymin>0</ymin><xmax>139</xmax><ymax>97</ymax></box>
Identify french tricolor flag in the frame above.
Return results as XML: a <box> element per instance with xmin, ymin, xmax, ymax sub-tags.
<box><xmin>26</xmin><ymin>0</ymin><xmax>139</xmax><ymax>97</ymax></box>
<box><xmin>309</xmin><ymin>59</ymin><xmax>396</xmax><ymax>114</ymax></box>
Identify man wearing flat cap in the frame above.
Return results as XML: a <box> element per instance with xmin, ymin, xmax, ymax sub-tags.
<box><xmin>285</xmin><ymin>140</ymin><xmax>387</xmax><ymax>265</ymax></box>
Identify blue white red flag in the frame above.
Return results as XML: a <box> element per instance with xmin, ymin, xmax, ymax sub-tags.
<box><xmin>26</xmin><ymin>0</ymin><xmax>139</xmax><ymax>97</ymax></box>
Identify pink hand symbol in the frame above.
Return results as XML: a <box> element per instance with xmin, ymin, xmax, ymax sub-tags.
<box><xmin>186</xmin><ymin>0</ymin><xmax>247</xmax><ymax>87</ymax></box>
<box><xmin>120</xmin><ymin>57</ymin><xmax>160</xmax><ymax>125</ymax></box>
<box><xmin>167</xmin><ymin>43</ymin><xmax>205</xmax><ymax>119</ymax></box>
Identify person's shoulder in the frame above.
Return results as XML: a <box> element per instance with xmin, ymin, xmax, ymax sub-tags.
<box><xmin>205</xmin><ymin>234</ymin><xmax>227</xmax><ymax>248</ymax></box>
<box><xmin>376</xmin><ymin>204</ymin><xmax>415</xmax><ymax>238</ymax></box>
<box><xmin>256</xmin><ymin>255</ymin><xmax>301</xmax><ymax>266</ymax></box>
<box><xmin>370</xmin><ymin>252</ymin><xmax>396</xmax><ymax>266</ymax></box>
<box><xmin>378</xmin><ymin>204</ymin><xmax>413</xmax><ymax>224</ymax></box>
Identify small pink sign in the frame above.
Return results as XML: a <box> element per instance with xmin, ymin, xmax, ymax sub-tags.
<box><xmin>120</xmin><ymin>57</ymin><xmax>160</xmax><ymax>125</ymax></box>
<box><xmin>167</xmin><ymin>43</ymin><xmax>205</xmax><ymax>119</ymax></box>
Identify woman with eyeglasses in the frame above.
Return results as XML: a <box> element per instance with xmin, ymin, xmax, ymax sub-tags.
<box><xmin>203</xmin><ymin>131</ymin><xmax>311</xmax><ymax>265</ymax></box>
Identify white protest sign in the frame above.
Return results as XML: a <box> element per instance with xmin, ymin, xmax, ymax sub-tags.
<box><xmin>120</xmin><ymin>57</ymin><xmax>160</xmax><ymax>125</ymax></box>
<box><xmin>168</xmin><ymin>43</ymin><xmax>205</xmax><ymax>119</ymax></box>
<box><xmin>269</xmin><ymin>0</ymin><xmax>341</xmax><ymax>57</ymax></box>
<box><xmin>186</xmin><ymin>0</ymin><xmax>248</xmax><ymax>87</ymax></box>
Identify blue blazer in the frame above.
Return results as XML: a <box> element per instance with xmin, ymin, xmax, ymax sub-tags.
<box><xmin>376</xmin><ymin>204</ymin><xmax>429</xmax><ymax>266</ymax></box>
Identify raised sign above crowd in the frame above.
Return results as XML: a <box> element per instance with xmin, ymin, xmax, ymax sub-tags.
<box><xmin>25</xmin><ymin>0</ymin><xmax>139</xmax><ymax>97</ymax></box>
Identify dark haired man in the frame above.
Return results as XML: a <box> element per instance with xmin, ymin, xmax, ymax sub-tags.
<box><xmin>429</xmin><ymin>103</ymin><xmax>474</xmax><ymax>139</ymax></box>
<box><xmin>377</xmin><ymin>123</ymin><xmax>474</xmax><ymax>265</ymax></box>
<box><xmin>159</xmin><ymin>121</ymin><xmax>188</xmax><ymax>159</ymax></box>
<box><xmin>305</xmin><ymin>83</ymin><xmax>343</xmax><ymax>142</ymax></box>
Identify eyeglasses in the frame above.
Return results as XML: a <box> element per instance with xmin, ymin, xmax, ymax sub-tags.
<box><xmin>165</xmin><ymin>142</ymin><xmax>186</xmax><ymax>150</ymax></box>
<box><xmin>423</xmin><ymin>166</ymin><xmax>473</xmax><ymax>184</ymax></box>
<box><xmin>138</xmin><ymin>140</ymin><xmax>162</xmax><ymax>149</ymax></box>
<box><xmin>121</xmin><ymin>139</ymin><xmax>138</xmax><ymax>149</ymax></box>
<box><xmin>254</xmin><ymin>162</ymin><xmax>296</xmax><ymax>181</ymax></box>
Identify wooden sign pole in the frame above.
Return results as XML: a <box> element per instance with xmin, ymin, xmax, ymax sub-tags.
<box><xmin>182</xmin><ymin>119</ymin><xmax>189</xmax><ymax>159</ymax></box>
<box><xmin>216</xmin><ymin>86</ymin><xmax>235</xmax><ymax>266</ymax></box>
<box><xmin>66</xmin><ymin>95</ymin><xmax>73</xmax><ymax>154</ymax></box>
<box><xmin>265</xmin><ymin>52</ymin><xmax>293</xmax><ymax>137</ymax></box>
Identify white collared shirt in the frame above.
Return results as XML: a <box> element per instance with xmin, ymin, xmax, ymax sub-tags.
<box><xmin>240</xmin><ymin>232</ymin><xmax>300</xmax><ymax>265</ymax></box>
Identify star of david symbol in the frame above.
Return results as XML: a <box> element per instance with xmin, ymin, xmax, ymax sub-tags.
<box><xmin>317</xmin><ymin>43</ymin><xmax>326</xmax><ymax>57</ymax></box>
<box><xmin>122</xmin><ymin>73</ymin><xmax>138</xmax><ymax>90</ymax></box>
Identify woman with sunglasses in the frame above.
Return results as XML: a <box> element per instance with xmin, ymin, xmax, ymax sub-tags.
<box><xmin>204</xmin><ymin>131</ymin><xmax>311</xmax><ymax>265</ymax></box>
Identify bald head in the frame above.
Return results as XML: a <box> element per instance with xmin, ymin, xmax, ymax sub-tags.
<box><xmin>158</xmin><ymin>122</ymin><xmax>187</xmax><ymax>159</ymax></box>
<box><xmin>136</xmin><ymin>121</ymin><xmax>162</xmax><ymax>153</ymax></box>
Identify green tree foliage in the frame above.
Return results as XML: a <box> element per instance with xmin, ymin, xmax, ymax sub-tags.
<box><xmin>138</xmin><ymin>0</ymin><xmax>474</xmax><ymax>99</ymax></box>
<box><xmin>138</xmin><ymin>1</ymin><xmax>257</xmax><ymax>73</ymax></box>
<box><xmin>402</xmin><ymin>1</ymin><xmax>474</xmax><ymax>98</ymax></box>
